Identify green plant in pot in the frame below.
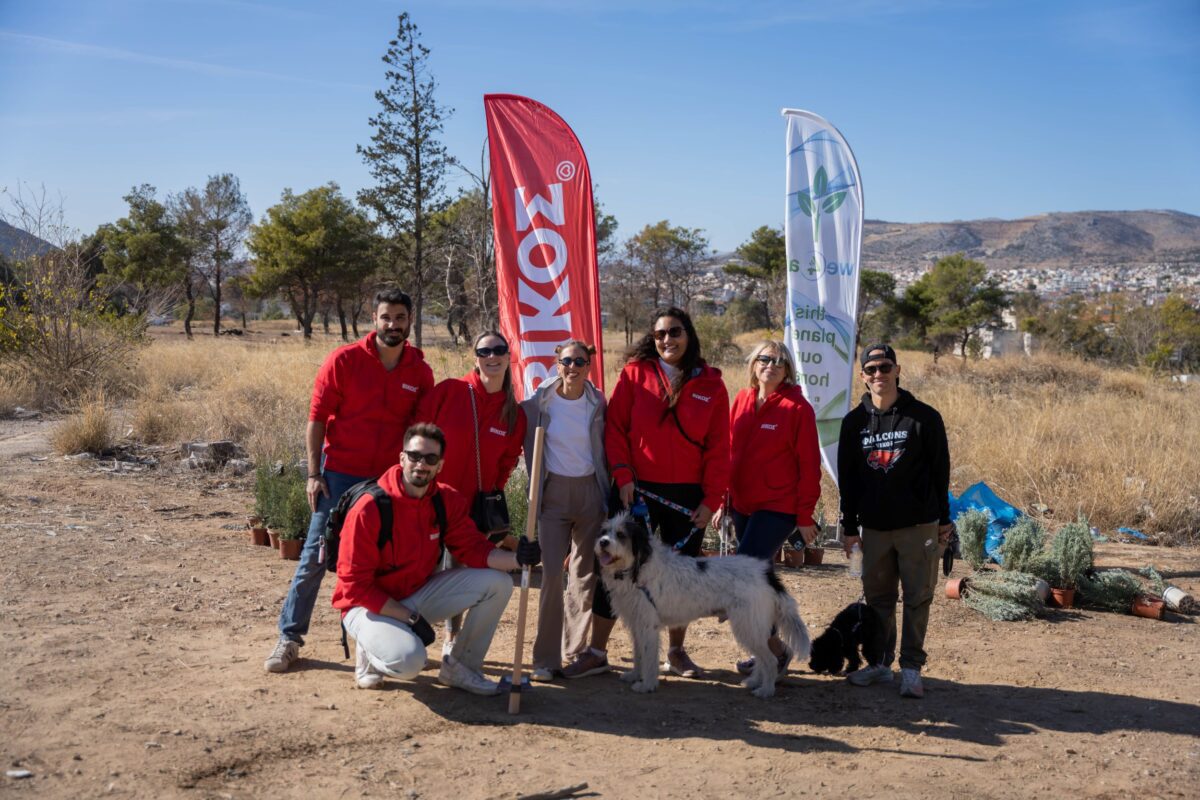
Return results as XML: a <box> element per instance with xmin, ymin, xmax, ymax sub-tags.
<box><xmin>1047</xmin><ymin>519</ymin><xmax>1093</xmax><ymax>608</ymax></box>
<box><xmin>277</xmin><ymin>468</ymin><xmax>310</xmax><ymax>561</ymax></box>
<box><xmin>250</xmin><ymin>462</ymin><xmax>278</xmax><ymax>547</ymax></box>
<box><xmin>955</xmin><ymin>508</ymin><xmax>990</xmax><ymax>570</ymax></box>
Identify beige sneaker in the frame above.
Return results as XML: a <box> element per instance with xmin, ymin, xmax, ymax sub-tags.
<box><xmin>264</xmin><ymin>637</ymin><xmax>299</xmax><ymax>673</ymax></box>
<box><xmin>438</xmin><ymin>655</ymin><xmax>500</xmax><ymax>696</ymax></box>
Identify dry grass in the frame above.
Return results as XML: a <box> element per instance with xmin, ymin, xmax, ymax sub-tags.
<box><xmin>904</xmin><ymin>352</ymin><xmax>1200</xmax><ymax>543</ymax></box>
<box><xmin>128</xmin><ymin>335</ymin><xmax>1200</xmax><ymax>544</ymax></box>
<box><xmin>51</xmin><ymin>392</ymin><xmax>118</xmax><ymax>455</ymax></box>
<box><xmin>0</xmin><ymin>372</ymin><xmax>38</xmax><ymax>417</ymax></box>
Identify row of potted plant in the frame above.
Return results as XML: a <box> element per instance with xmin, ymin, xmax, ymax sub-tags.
<box><xmin>950</xmin><ymin>509</ymin><xmax>1170</xmax><ymax>619</ymax></box>
<box><xmin>249</xmin><ymin>463</ymin><xmax>310</xmax><ymax>560</ymax></box>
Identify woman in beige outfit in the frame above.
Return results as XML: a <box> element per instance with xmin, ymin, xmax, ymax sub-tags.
<box><xmin>520</xmin><ymin>341</ymin><xmax>609</xmax><ymax>681</ymax></box>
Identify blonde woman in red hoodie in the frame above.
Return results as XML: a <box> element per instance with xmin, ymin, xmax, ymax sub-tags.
<box><xmin>416</xmin><ymin>331</ymin><xmax>527</xmax><ymax>647</ymax></box>
<box><xmin>713</xmin><ymin>340</ymin><xmax>821</xmax><ymax>678</ymax></box>
<box><xmin>562</xmin><ymin>306</ymin><xmax>730</xmax><ymax>680</ymax></box>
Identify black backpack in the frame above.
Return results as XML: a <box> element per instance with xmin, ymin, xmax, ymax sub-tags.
<box><xmin>323</xmin><ymin>480</ymin><xmax>448</xmax><ymax>572</ymax></box>
<box><xmin>323</xmin><ymin>480</ymin><xmax>448</xmax><ymax>658</ymax></box>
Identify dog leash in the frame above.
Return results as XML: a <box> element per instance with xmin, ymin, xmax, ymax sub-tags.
<box><xmin>635</xmin><ymin>488</ymin><xmax>702</xmax><ymax>552</ymax></box>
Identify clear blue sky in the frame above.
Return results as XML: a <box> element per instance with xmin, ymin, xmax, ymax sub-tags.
<box><xmin>2</xmin><ymin>0</ymin><xmax>1197</xmax><ymax>253</ymax></box>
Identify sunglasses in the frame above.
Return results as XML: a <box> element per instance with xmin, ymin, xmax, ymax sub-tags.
<box><xmin>755</xmin><ymin>355</ymin><xmax>786</xmax><ymax>367</ymax></box>
<box><xmin>653</xmin><ymin>326</ymin><xmax>685</xmax><ymax>342</ymax></box>
<box><xmin>862</xmin><ymin>363</ymin><xmax>895</xmax><ymax>376</ymax></box>
<box><xmin>559</xmin><ymin>357</ymin><xmax>590</xmax><ymax>368</ymax></box>
<box><xmin>475</xmin><ymin>344</ymin><xmax>510</xmax><ymax>358</ymax></box>
<box><xmin>403</xmin><ymin>450</ymin><xmax>442</xmax><ymax>466</ymax></box>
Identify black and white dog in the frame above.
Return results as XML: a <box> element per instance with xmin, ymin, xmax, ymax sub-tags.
<box><xmin>807</xmin><ymin>602</ymin><xmax>884</xmax><ymax>676</ymax></box>
<box><xmin>596</xmin><ymin>511</ymin><xmax>810</xmax><ymax>699</ymax></box>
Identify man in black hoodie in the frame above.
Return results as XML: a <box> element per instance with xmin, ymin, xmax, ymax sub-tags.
<box><xmin>837</xmin><ymin>344</ymin><xmax>952</xmax><ymax>699</ymax></box>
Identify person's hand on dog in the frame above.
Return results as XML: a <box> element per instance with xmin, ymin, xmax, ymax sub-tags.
<box><xmin>843</xmin><ymin>534</ymin><xmax>861</xmax><ymax>557</ymax></box>
<box><xmin>690</xmin><ymin>503</ymin><xmax>714</xmax><ymax>530</ymax></box>
<box><xmin>515</xmin><ymin>536</ymin><xmax>542</xmax><ymax>567</ymax></box>
<box><xmin>796</xmin><ymin>525</ymin><xmax>818</xmax><ymax>547</ymax></box>
<box><xmin>619</xmin><ymin>482</ymin><xmax>635</xmax><ymax>508</ymax></box>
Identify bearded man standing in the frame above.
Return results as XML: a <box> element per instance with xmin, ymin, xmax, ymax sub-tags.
<box><xmin>265</xmin><ymin>288</ymin><xmax>434</xmax><ymax>673</ymax></box>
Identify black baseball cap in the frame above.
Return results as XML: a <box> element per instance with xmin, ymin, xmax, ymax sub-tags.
<box><xmin>860</xmin><ymin>343</ymin><xmax>897</xmax><ymax>368</ymax></box>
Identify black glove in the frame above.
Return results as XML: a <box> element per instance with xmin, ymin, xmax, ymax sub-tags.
<box><xmin>515</xmin><ymin>536</ymin><xmax>542</xmax><ymax>567</ymax></box>
<box><xmin>409</xmin><ymin>614</ymin><xmax>436</xmax><ymax>647</ymax></box>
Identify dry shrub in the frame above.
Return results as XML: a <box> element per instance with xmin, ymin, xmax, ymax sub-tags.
<box><xmin>130</xmin><ymin>396</ymin><xmax>190</xmax><ymax>445</ymax></box>
<box><xmin>52</xmin><ymin>393</ymin><xmax>117</xmax><ymax>455</ymax></box>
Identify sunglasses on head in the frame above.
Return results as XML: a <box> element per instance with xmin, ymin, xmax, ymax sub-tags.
<box><xmin>653</xmin><ymin>326</ymin><xmax>684</xmax><ymax>342</ymax></box>
<box><xmin>475</xmin><ymin>344</ymin><xmax>509</xmax><ymax>358</ymax></box>
<box><xmin>558</xmin><ymin>356</ymin><xmax>590</xmax><ymax>368</ymax></box>
<box><xmin>862</xmin><ymin>362</ymin><xmax>895</xmax><ymax>376</ymax></box>
<box><xmin>403</xmin><ymin>450</ymin><xmax>442</xmax><ymax>466</ymax></box>
<box><xmin>755</xmin><ymin>355</ymin><xmax>786</xmax><ymax>367</ymax></box>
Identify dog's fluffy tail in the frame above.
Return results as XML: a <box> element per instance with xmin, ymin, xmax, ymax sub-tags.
<box><xmin>773</xmin><ymin>587</ymin><xmax>811</xmax><ymax>662</ymax></box>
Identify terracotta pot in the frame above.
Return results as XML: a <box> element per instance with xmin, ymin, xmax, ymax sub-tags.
<box><xmin>1131</xmin><ymin>594</ymin><xmax>1165</xmax><ymax>620</ymax></box>
<box><xmin>268</xmin><ymin>530</ymin><xmax>281</xmax><ymax>549</ymax></box>
<box><xmin>803</xmin><ymin>547</ymin><xmax>824</xmax><ymax>566</ymax></box>
<box><xmin>1049</xmin><ymin>587</ymin><xmax>1076</xmax><ymax>609</ymax></box>
<box><xmin>945</xmin><ymin>577</ymin><xmax>965</xmax><ymax>599</ymax></box>
<box><xmin>279</xmin><ymin>538</ymin><xmax>303</xmax><ymax>560</ymax></box>
<box><xmin>249</xmin><ymin>526</ymin><xmax>270</xmax><ymax>547</ymax></box>
<box><xmin>247</xmin><ymin>515</ymin><xmax>263</xmax><ymax>529</ymax></box>
<box><xmin>782</xmin><ymin>549</ymin><xmax>805</xmax><ymax>568</ymax></box>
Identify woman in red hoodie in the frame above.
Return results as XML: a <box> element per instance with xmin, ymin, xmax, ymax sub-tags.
<box><xmin>714</xmin><ymin>339</ymin><xmax>821</xmax><ymax>677</ymax></box>
<box><xmin>563</xmin><ymin>306</ymin><xmax>730</xmax><ymax>680</ymax></box>
<box><xmin>416</xmin><ymin>330</ymin><xmax>527</xmax><ymax>540</ymax></box>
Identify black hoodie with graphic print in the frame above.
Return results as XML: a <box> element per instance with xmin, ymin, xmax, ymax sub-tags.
<box><xmin>837</xmin><ymin>388</ymin><xmax>951</xmax><ymax>532</ymax></box>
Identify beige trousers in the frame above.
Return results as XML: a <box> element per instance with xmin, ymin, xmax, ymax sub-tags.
<box><xmin>532</xmin><ymin>472</ymin><xmax>606</xmax><ymax>671</ymax></box>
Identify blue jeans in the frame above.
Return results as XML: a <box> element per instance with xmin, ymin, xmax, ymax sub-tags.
<box><xmin>277</xmin><ymin>469</ymin><xmax>370</xmax><ymax>643</ymax></box>
<box><xmin>731</xmin><ymin>507</ymin><xmax>797</xmax><ymax>561</ymax></box>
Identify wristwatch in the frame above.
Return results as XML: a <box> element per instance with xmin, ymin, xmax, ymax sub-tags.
<box><xmin>406</xmin><ymin>609</ymin><xmax>420</xmax><ymax>626</ymax></box>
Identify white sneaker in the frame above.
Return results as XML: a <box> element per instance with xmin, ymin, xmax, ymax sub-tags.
<box><xmin>264</xmin><ymin>638</ymin><xmax>299</xmax><ymax>673</ymax></box>
<box><xmin>847</xmin><ymin>664</ymin><xmax>894</xmax><ymax>686</ymax></box>
<box><xmin>438</xmin><ymin>655</ymin><xmax>501</xmax><ymax>696</ymax></box>
<box><xmin>530</xmin><ymin>667</ymin><xmax>556</xmax><ymax>682</ymax></box>
<box><xmin>899</xmin><ymin>668</ymin><xmax>925</xmax><ymax>698</ymax></box>
<box><xmin>355</xmin><ymin>643</ymin><xmax>384</xmax><ymax>690</ymax></box>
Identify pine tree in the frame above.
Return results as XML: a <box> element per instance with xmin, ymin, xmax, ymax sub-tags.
<box><xmin>357</xmin><ymin>12</ymin><xmax>451</xmax><ymax>348</ymax></box>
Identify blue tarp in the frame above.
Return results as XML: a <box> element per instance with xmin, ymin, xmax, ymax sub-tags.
<box><xmin>949</xmin><ymin>481</ymin><xmax>1023</xmax><ymax>564</ymax></box>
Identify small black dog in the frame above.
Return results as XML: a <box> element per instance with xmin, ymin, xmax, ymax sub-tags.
<box><xmin>808</xmin><ymin>602</ymin><xmax>884</xmax><ymax>675</ymax></box>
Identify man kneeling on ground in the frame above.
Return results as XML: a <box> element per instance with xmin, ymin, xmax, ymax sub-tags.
<box><xmin>332</xmin><ymin>423</ymin><xmax>541</xmax><ymax>694</ymax></box>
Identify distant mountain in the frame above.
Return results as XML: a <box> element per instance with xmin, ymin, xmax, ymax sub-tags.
<box><xmin>0</xmin><ymin>220</ymin><xmax>56</xmax><ymax>261</ymax></box>
<box><xmin>861</xmin><ymin>210</ymin><xmax>1200</xmax><ymax>273</ymax></box>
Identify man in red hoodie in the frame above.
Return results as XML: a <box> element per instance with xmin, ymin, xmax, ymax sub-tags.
<box><xmin>334</xmin><ymin>424</ymin><xmax>541</xmax><ymax>693</ymax></box>
<box><xmin>265</xmin><ymin>288</ymin><xmax>434</xmax><ymax>674</ymax></box>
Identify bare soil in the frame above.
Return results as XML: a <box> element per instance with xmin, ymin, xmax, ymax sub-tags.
<box><xmin>2</xmin><ymin>419</ymin><xmax>1197</xmax><ymax>799</ymax></box>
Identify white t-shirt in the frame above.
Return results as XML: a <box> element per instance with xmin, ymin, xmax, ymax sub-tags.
<box><xmin>543</xmin><ymin>389</ymin><xmax>595</xmax><ymax>478</ymax></box>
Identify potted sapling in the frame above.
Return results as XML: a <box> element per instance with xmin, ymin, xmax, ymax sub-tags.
<box><xmin>277</xmin><ymin>470</ymin><xmax>310</xmax><ymax>561</ymax></box>
<box><xmin>251</xmin><ymin>463</ymin><xmax>275</xmax><ymax>548</ymax></box>
<box><xmin>1047</xmin><ymin>519</ymin><xmax>1093</xmax><ymax>609</ymax></box>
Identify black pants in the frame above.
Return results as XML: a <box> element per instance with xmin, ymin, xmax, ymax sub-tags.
<box><xmin>731</xmin><ymin>507</ymin><xmax>797</xmax><ymax>561</ymax></box>
<box><xmin>592</xmin><ymin>481</ymin><xmax>703</xmax><ymax>621</ymax></box>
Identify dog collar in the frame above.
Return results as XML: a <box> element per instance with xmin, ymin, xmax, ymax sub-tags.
<box><xmin>612</xmin><ymin>568</ymin><xmax>631</xmax><ymax>580</ymax></box>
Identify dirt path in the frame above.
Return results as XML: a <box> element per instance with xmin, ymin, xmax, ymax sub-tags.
<box><xmin>2</xmin><ymin>421</ymin><xmax>1197</xmax><ymax>799</ymax></box>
